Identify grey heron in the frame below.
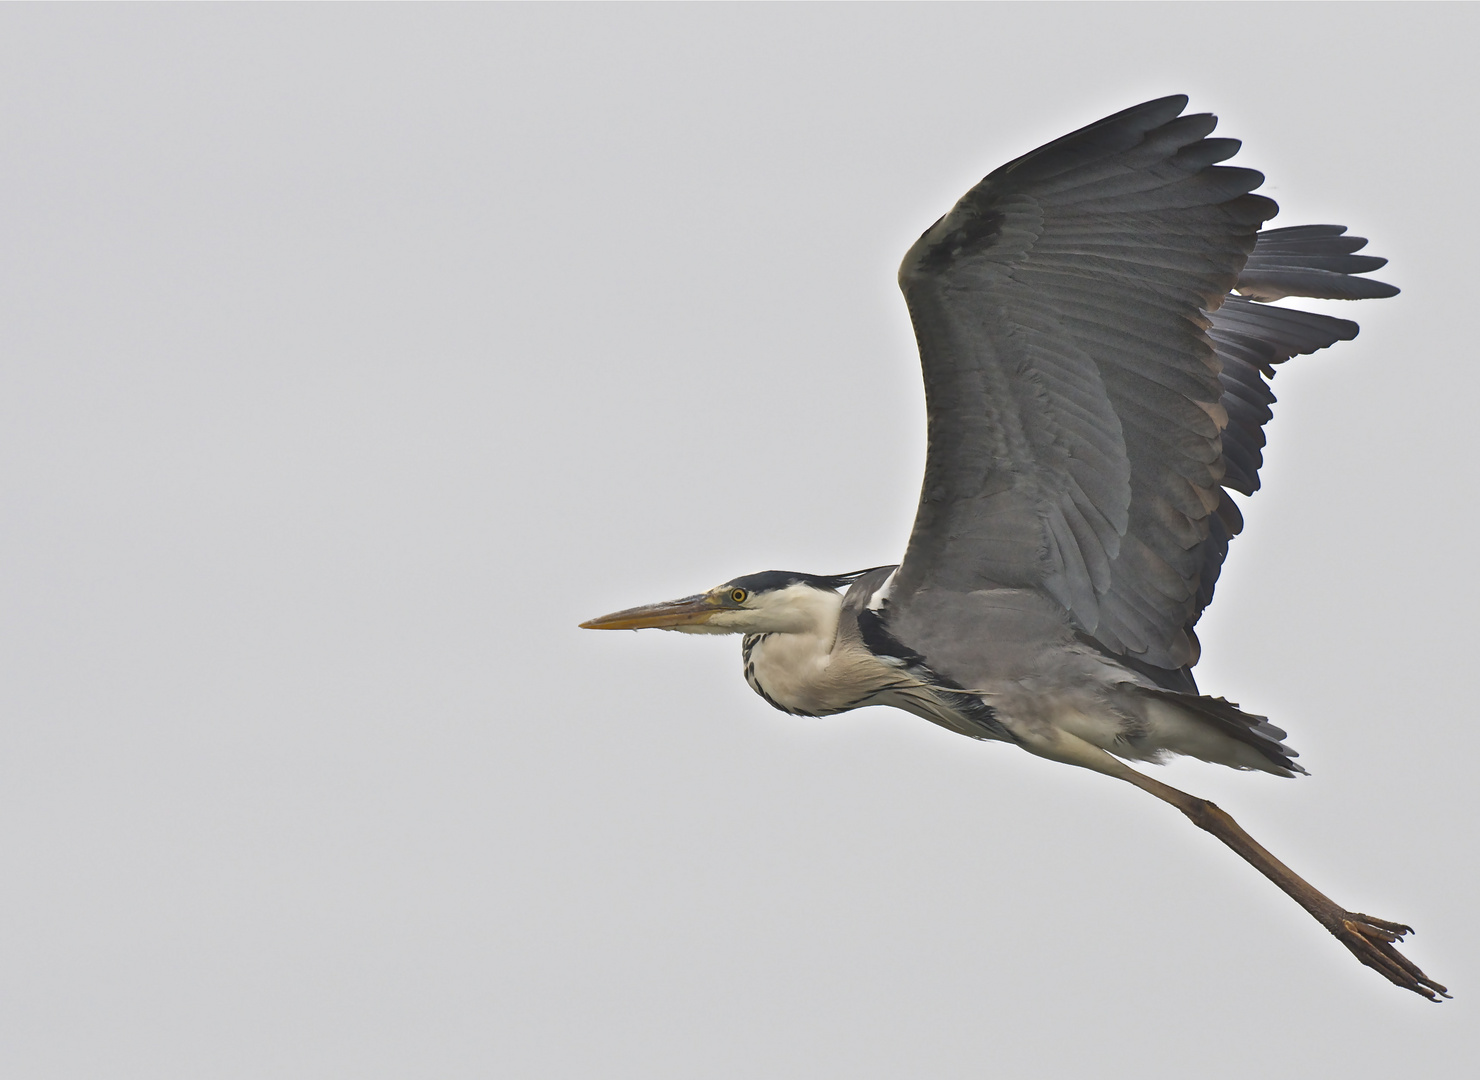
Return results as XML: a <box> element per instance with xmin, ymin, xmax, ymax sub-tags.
<box><xmin>581</xmin><ymin>96</ymin><xmax>1446</xmax><ymax>1000</ymax></box>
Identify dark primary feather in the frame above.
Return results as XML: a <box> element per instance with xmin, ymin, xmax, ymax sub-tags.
<box><xmin>888</xmin><ymin>96</ymin><xmax>1395</xmax><ymax>679</ymax></box>
<box><xmin>1236</xmin><ymin>224</ymin><xmax>1398</xmax><ymax>302</ymax></box>
<box><xmin>1184</xmin><ymin>226</ymin><xmax>1395</xmax><ymax>672</ymax></box>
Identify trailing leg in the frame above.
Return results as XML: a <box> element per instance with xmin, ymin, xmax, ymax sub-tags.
<box><xmin>1120</xmin><ymin>765</ymin><xmax>1448</xmax><ymax>1001</ymax></box>
<box><xmin>1021</xmin><ymin>729</ymin><xmax>1448</xmax><ymax>1000</ymax></box>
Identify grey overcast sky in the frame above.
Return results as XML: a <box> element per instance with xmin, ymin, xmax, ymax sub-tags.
<box><xmin>1</xmin><ymin>4</ymin><xmax>1477</xmax><ymax>1077</ymax></box>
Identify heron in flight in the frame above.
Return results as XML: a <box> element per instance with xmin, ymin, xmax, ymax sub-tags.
<box><xmin>582</xmin><ymin>96</ymin><xmax>1446</xmax><ymax>1000</ymax></box>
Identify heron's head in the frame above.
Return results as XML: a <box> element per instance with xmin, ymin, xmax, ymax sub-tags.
<box><xmin>580</xmin><ymin>571</ymin><xmax>871</xmax><ymax>636</ymax></box>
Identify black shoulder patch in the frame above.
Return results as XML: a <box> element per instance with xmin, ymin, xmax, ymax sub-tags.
<box><xmin>858</xmin><ymin>607</ymin><xmax>1010</xmax><ymax>742</ymax></box>
<box><xmin>857</xmin><ymin>607</ymin><xmax>925</xmax><ymax>665</ymax></box>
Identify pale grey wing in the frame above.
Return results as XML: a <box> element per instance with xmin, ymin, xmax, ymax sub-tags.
<box><xmin>891</xmin><ymin>96</ymin><xmax>1274</xmax><ymax>670</ymax></box>
<box><xmin>1185</xmin><ymin>226</ymin><xmax>1398</xmax><ymax>657</ymax></box>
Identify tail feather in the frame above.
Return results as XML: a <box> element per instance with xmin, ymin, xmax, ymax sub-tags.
<box><xmin>1150</xmin><ymin>689</ymin><xmax>1307</xmax><ymax>776</ymax></box>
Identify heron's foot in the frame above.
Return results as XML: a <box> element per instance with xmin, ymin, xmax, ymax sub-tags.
<box><xmin>1329</xmin><ymin>912</ymin><xmax>1449</xmax><ymax>1001</ymax></box>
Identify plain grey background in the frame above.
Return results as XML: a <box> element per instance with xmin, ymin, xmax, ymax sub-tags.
<box><xmin>1</xmin><ymin>4</ymin><xmax>1476</xmax><ymax>1077</ymax></box>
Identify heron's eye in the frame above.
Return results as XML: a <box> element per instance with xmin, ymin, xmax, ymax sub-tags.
<box><xmin>730</xmin><ymin>588</ymin><xmax>747</xmax><ymax>604</ymax></box>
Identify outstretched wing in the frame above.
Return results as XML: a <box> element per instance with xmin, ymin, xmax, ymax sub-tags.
<box><xmin>889</xmin><ymin>96</ymin><xmax>1394</xmax><ymax>672</ymax></box>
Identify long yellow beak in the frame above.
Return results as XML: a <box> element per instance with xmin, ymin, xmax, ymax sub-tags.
<box><xmin>579</xmin><ymin>594</ymin><xmax>720</xmax><ymax>630</ymax></box>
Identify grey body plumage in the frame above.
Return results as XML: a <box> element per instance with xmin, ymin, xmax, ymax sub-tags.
<box><xmin>582</xmin><ymin>97</ymin><xmax>1446</xmax><ymax>999</ymax></box>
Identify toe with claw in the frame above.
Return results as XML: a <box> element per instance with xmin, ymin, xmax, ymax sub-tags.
<box><xmin>1330</xmin><ymin>912</ymin><xmax>1449</xmax><ymax>1001</ymax></box>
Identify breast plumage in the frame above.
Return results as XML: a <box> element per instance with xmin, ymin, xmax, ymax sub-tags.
<box><xmin>741</xmin><ymin>631</ymin><xmax>862</xmax><ymax>717</ymax></box>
